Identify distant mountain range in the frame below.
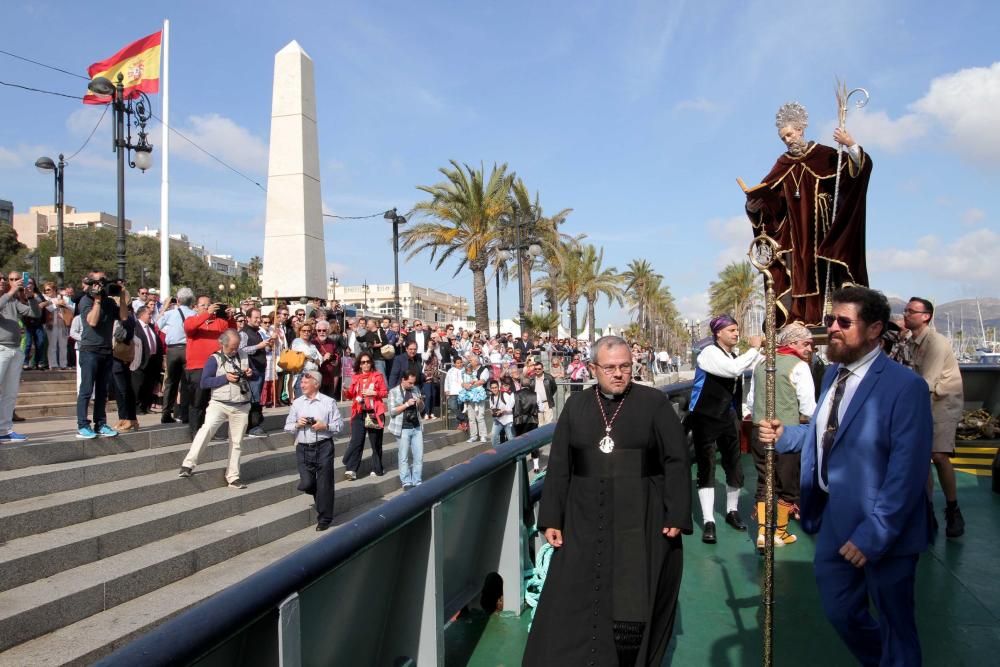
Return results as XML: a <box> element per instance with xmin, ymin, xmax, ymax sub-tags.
<box><xmin>888</xmin><ymin>297</ymin><xmax>1000</xmax><ymax>335</ymax></box>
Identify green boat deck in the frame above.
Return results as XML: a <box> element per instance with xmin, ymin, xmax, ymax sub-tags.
<box><xmin>446</xmin><ymin>458</ymin><xmax>1000</xmax><ymax>666</ymax></box>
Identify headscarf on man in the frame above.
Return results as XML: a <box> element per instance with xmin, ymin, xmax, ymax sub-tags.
<box><xmin>709</xmin><ymin>315</ymin><xmax>738</xmax><ymax>338</ymax></box>
<box><xmin>776</xmin><ymin>322</ymin><xmax>813</xmax><ymax>361</ymax></box>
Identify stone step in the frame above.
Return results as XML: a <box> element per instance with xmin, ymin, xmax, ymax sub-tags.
<box><xmin>0</xmin><ymin>417</ymin><xmax>450</xmax><ymax>504</ymax></box>
<box><xmin>0</xmin><ymin>406</ymin><xmax>355</xmax><ymax>471</ymax></box>
<box><xmin>0</xmin><ymin>482</ymin><xmax>399</xmax><ymax>667</ymax></box>
<box><xmin>13</xmin><ymin>402</ymin><xmax>118</xmax><ymax>419</ymax></box>
<box><xmin>0</xmin><ymin>422</ymin><xmax>464</xmax><ymax>542</ymax></box>
<box><xmin>17</xmin><ymin>379</ymin><xmax>78</xmax><ymax>394</ymax></box>
<box><xmin>12</xmin><ymin>391</ymin><xmax>79</xmax><ymax>407</ymax></box>
<box><xmin>0</xmin><ymin>438</ymin><xmax>488</xmax><ymax>655</ymax></box>
<box><xmin>0</xmin><ymin>429</ymin><xmax>467</xmax><ymax>593</ymax></box>
<box><xmin>19</xmin><ymin>370</ymin><xmax>76</xmax><ymax>382</ymax></box>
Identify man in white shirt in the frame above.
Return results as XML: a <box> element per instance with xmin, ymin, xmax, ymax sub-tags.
<box><xmin>284</xmin><ymin>370</ymin><xmax>344</xmax><ymax>531</ymax></box>
<box><xmin>687</xmin><ymin>315</ymin><xmax>762</xmax><ymax>544</ymax></box>
<box><xmin>444</xmin><ymin>356</ymin><xmax>468</xmax><ymax>431</ymax></box>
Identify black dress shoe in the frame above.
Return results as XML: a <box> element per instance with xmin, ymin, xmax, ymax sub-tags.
<box><xmin>702</xmin><ymin>522</ymin><xmax>717</xmax><ymax>544</ymax></box>
<box><xmin>160</xmin><ymin>415</ymin><xmax>176</xmax><ymax>424</ymax></box>
<box><xmin>725</xmin><ymin>511</ymin><xmax>747</xmax><ymax>531</ymax></box>
<box><xmin>315</xmin><ymin>523</ymin><xmax>331</xmax><ymax>532</ymax></box>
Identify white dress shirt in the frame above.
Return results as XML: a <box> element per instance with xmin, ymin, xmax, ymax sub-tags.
<box><xmin>814</xmin><ymin>345</ymin><xmax>881</xmax><ymax>491</ymax></box>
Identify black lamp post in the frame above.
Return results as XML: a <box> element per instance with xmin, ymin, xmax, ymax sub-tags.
<box><xmin>34</xmin><ymin>154</ymin><xmax>65</xmax><ymax>287</ymax></box>
<box><xmin>497</xmin><ymin>210</ymin><xmax>542</xmax><ymax>334</ymax></box>
<box><xmin>362</xmin><ymin>280</ymin><xmax>369</xmax><ymax>311</ymax></box>
<box><xmin>328</xmin><ymin>273</ymin><xmax>338</xmax><ymax>301</ymax></box>
<box><xmin>383</xmin><ymin>208</ymin><xmax>408</xmax><ymax>321</ymax></box>
<box><xmin>87</xmin><ymin>73</ymin><xmax>153</xmax><ymax>282</ymax></box>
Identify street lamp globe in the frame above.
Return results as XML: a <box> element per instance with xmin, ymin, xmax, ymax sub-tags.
<box><xmin>87</xmin><ymin>76</ymin><xmax>115</xmax><ymax>97</ymax></box>
<box><xmin>528</xmin><ymin>243</ymin><xmax>542</xmax><ymax>257</ymax></box>
<box><xmin>498</xmin><ymin>250</ymin><xmax>512</xmax><ymax>262</ymax></box>
<box><xmin>218</xmin><ymin>283</ymin><xmax>225</xmax><ymax>291</ymax></box>
<box><xmin>35</xmin><ymin>157</ymin><xmax>56</xmax><ymax>174</ymax></box>
<box><xmin>133</xmin><ymin>147</ymin><xmax>154</xmax><ymax>172</ymax></box>
<box><xmin>229</xmin><ymin>283</ymin><xmax>236</xmax><ymax>291</ymax></box>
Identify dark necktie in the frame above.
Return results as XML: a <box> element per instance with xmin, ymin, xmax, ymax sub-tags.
<box><xmin>821</xmin><ymin>367</ymin><xmax>852</xmax><ymax>487</ymax></box>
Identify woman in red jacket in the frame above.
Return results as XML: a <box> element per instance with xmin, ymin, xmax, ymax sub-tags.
<box><xmin>342</xmin><ymin>352</ymin><xmax>388</xmax><ymax>480</ymax></box>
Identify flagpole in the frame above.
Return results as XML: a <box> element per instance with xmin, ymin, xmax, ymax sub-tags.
<box><xmin>159</xmin><ymin>18</ymin><xmax>171</xmax><ymax>301</ymax></box>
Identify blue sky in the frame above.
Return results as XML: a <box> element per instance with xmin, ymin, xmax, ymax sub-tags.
<box><xmin>2</xmin><ymin>1</ymin><xmax>998</xmax><ymax>327</ymax></box>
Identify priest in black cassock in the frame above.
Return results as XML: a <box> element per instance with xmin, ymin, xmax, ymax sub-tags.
<box><xmin>523</xmin><ymin>336</ymin><xmax>692</xmax><ymax>667</ymax></box>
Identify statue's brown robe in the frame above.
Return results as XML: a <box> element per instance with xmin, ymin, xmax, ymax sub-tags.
<box><xmin>748</xmin><ymin>142</ymin><xmax>873</xmax><ymax>327</ymax></box>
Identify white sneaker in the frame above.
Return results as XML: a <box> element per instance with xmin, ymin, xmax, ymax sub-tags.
<box><xmin>369</xmin><ymin>471</ymin><xmax>377</xmax><ymax>478</ymax></box>
<box><xmin>467</xmin><ymin>436</ymin><xmax>477</xmax><ymax>443</ymax></box>
<box><xmin>479</xmin><ymin>436</ymin><xmax>489</xmax><ymax>443</ymax></box>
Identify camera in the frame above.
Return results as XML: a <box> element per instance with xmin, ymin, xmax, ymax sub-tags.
<box><xmin>491</xmin><ymin>408</ymin><xmax>503</xmax><ymax>418</ymax></box>
<box><xmin>106</xmin><ymin>283</ymin><xmax>123</xmax><ymax>298</ymax></box>
<box><xmin>304</xmin><ymin>417</ymin><xmax>316</xmax><ymax>426</ymax></box>
<box><xmin>237</xmin><ymin>377</ymin><xmax>250</xmax><ymax>394</ymax></box>
<box><xmin>214</xmin><ymin>304</ymin><xmax>229</xmax><ymax>319</ymax></box>
<box><xmin>82</xmin><ymin>275</ymin><xmax>106</xmax><ymax>297</ymax></box>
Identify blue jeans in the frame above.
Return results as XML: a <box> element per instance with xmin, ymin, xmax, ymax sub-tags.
<box><xmin>398</xmin><ymin>427</ymin><xmax>424</xmax><ymax>486</ymax></box>
<box><xmin>77</xmin><ymin>349</ymin><xmax>114</xmax><ymax>429</ymax></box>
<box><xmin>374</xmin><ymin>359</ymin><xmax>387</xmax><ymax>380</ymax></box>
<box><xmin>421</xmin><ymin>381</ymin><xmax>439</xmax><ymax>417</ymax></box>
<box><xmin>447</xmin><ymin>395</ymin><xmax>467</xmax><ymax>425</ymax></box>
<box><xmin>491</xmin><ymin>421</ymin><xmax>514</xmax><ymax>447</ymax></box>
<box><xmin>23</xmin><ymin>326</ymin><xmax>47</xmax><ymax>368</ymax></box>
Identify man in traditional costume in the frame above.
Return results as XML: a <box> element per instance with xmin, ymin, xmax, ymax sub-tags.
<box><xmin>746</xmin><ymin>322</ymin><xmax>817</xmax><ymax>549</ymax></box>
<box><xmin>746</xmin><ymin>102</ymin><xmax>873</xmax><ymax>326</ymax></box>
<box><xmin>523</xmin><ymin>336</ymin><xmax>691</xmax><ymax>667</ymax></box>
<box><xmin>688</xmin><ymin>315</ymin><xmax>762</xmax><ymax>544</ymax></box>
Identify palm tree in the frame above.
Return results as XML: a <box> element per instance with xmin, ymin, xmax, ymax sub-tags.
<box><xmin>402</xmin><ymin>161</ymin><xmax>514</xmax><ymax>330</ymax></box>
<box><xmin>622</xmin><ymin>259</ymin><xmax>662</xmax><ymax>332</ymax></box>
<box><xmin>247</xmin><ymin>255</ymin><xmax>262</xmax><ymax>277</ymax></box>
<box><xmin>708</xmin><ymin>260</ymin><xmax>761</xmax><ymax>334</ymax></box>
<box><xmin>523</xmin><ymin>310</ymin><xmax>560</xmax><ymax>337</ymax></box>
<box><xmin>526</xmin><ymin>202</ymin><xmax>579</xmax><ymax>335</ymax></box>
<box><xmin>534</xmin><ymin>242</ymin><xmax>588</xmax><ymax>339</ymax></box>
<box><xmin>579</xmin><ymin>246</ymin><xmax>624</xmax><ymax>344</ymax></box>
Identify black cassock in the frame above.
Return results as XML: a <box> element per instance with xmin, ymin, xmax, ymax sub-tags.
<box><xmin>523</xmin><ymin>383</ymin><xmax>692</xmax><ymax>666</ymax></box>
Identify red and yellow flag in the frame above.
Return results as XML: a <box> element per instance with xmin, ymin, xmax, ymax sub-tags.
<box><xmin>83</xmin><ymin>31</ymin><xmax>162</xmax><ymax>105</ymax></box>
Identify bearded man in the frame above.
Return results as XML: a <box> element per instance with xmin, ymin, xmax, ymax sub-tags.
<box><xmin>746</xmin><ymin>102</ymin><xmax>873</xmax><ymax>326</ymax></box>
<box><xmin>523</xmin><ymin>336</ymin><xmax>691</xmax><ymax>667</ymax></box>
<box><xmin>759</xmin><ymin>286</ymin><xmax>932</xmax><ymax>666</ymax></box>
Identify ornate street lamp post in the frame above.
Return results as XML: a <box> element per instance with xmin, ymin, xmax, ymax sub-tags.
<box><xmin>87</xmin><ymin>73</ymin><xmax>154</xmax><ymax>282</ymax></box>
<box><xmin>497</xmin><ymin>210</ymin><xmax>542</xmax><ymax>334</ymax></box>
<box><xmin>383</xmin><ymin>208</ymin><xmax>408</xmax><ymax>321</ymax></box>
<box><xmin>34</xmin><ymin>154</ymin><xmax>65</xmax><ymax>287</ymax></box>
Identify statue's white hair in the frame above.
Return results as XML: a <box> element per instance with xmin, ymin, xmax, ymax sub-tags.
<box><xmin>775</xmin><ymin>102</ymin><xmax>809</xmax><ymax>130</ymax></box>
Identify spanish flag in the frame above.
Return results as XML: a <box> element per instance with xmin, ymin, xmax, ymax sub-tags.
<box><xmin>83</xmin><ymin>31</ymin><xmax>162</xmax><ymax>105</ymax></box>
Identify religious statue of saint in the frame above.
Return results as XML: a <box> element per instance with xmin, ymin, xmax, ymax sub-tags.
<box><xmin>744</xmin><ymin>101</ymin><xmax>873</xmax><ymax>327</ymax></box>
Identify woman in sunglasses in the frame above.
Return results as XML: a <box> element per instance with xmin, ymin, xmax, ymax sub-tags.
<box><xmin>342</xmin><ymin>353</ymin><xmax>388</xmax><ymax>480</ymax></box>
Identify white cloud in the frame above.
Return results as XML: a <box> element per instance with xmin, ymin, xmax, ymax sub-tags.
<box><xmin>674</xmin><ymin>97</ymin><xmax>720</xmax><ymax>114</ymax></box>
<box><xmin>169</xmin><ymin>114</ymin><xmax>268</xmax><ymax>174</ymax></box>
<box><xmin>326</xmin><ymin>262</ymin><xmax>351</xmax><ymax>281</ymax></box>
<box><xmin>0</xmin><ymin>146</ymin><xmax>21</xmax><ymax>168</ymax></box>
<box><xmin>834</xmin><ymin>108</ymin><xmax>928</xmax><ymax>153</ymax></box>
<box><xmin>65</xmin><ymin>106</ymin><xmax>108</xmax><ymax>137</ymax></box>
<box><xmin>911</xmin><ymin>62</ymin><xmax>1000</xmax><ymax>165</ymax></box>
<box><xmin>0</xmin><ymin>143</ymin><xmax>50</xmax><ymax>170</ymax></box>
<box><xmin>678</xmin><ymin>291</ymin><xmax>709</xmax><ymax>321</ymax></box>
<box><xmin>870</xmin><ymin>228</ymin><xmax>1000</xmax><ymax>287</ymax></box>
<box><xmin>962</xmin><ymin>208</ymin><xmax>986</xmax><ymax>226</ymax></box>
<box><xmin>707</xmin><ymin>215</ymin><xmax>752</xmax><ymax>268</ymax></box>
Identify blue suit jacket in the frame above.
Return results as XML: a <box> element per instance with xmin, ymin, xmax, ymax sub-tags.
<box><xmin>777</xmin><ymin>352</ymin><xmax>933</xmax><ymax>562</ymax></box>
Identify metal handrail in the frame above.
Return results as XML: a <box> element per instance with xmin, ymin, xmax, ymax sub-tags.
<box><xmin>97</xmin><ymin>379</ymin><xmax>696</xmax><ymax>667</ymax></box>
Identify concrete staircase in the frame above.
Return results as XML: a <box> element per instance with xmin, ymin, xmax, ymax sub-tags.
<box><xmin>16</xmin><ymin>369</ymin><xmax>116</xmax><ymax>419</ymax></box>
<box><xmin>0</xmin><ymin>408</ymin><xmax>485</xmax><ymax>666</ymax></box>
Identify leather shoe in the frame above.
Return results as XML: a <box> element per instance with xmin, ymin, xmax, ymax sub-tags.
<box><xmin>160</xmin><ymin>415</ymin><xmax>176</xmax><ymax>424</ymax></box>
<box><xmin>702</xmin><ymin>522</ymin><xmax>717</xmax><ymax>544</ymax></box>
<box><xmin>315</xmin><ymin>523</ymin><xmax>330</xmax><ymax>532</ymax></box>
<box><xmin>725</xmin><ymin>511</ymin><xmax>747</xmax><ymax>531</ymax></box>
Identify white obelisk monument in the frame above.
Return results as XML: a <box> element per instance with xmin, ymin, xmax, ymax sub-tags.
<box><xmin>262</xmin><ymin>41</ymin><xmax>326</xmax><ymax>301</ymax></box>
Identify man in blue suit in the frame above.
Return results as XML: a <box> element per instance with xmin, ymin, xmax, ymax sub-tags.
<box><xmin>759</xmin><ymin>286</ymin><xmax>933</xmax><ymax>666</ymax></box>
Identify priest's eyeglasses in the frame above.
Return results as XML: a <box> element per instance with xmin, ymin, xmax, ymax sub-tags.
<box><xmin>595</xmin><ymin>364</ymin><xmax>632</xmax><ymax>375</ymax></box>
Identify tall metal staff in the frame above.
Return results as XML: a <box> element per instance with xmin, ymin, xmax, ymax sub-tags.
<box><xmin>748</xmin><ymin>233</ymin><xmax>780</xmax><ymax>667</ymax></box>
<box><xmin>824</xmin><ymin>81</ymin><xmax>870</xmax><ymax>310</ymax></box>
